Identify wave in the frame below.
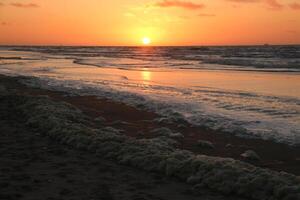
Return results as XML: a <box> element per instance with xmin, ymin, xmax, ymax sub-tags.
<box><xmin>19</xmin><ymin>76</ymin><xmax>300</xmax><ymax>146</ymax></box>
<box><xmin>6</xmin><ymin>45</ymin><xmax>300</xmax><ymax>72</ymax></box>
<box><xmin>1</xmin><ymin>47</ymin><xmax>300</xmax><ymax>146</ymax></box>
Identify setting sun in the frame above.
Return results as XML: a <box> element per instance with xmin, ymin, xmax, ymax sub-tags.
<box><xmin>142</xmin><ymin>37</ymin><xmax>151</xmax><ymax>45</ymax></box>
<box><xmin>0</xmin><ymin>0</ymin><xmax>300</xmax><ymax>199</ymax></box>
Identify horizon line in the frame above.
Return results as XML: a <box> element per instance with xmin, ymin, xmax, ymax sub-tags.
<box><xmin>1</xmin><ymin>44</ymin><xmax>300</xmax><ymax>47</ymax></box>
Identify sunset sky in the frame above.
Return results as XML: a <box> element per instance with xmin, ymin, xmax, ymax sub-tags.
<box><xmin>0</xmin><ymin>0</ymin><xmax>299</xmax><ymax>46</ymax></box>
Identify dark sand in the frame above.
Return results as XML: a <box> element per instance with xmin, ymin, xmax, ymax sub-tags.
<box><xmin>0</xmin><ymin>107</ymin><xmax>231</xmax><ymax>200</ymax></box>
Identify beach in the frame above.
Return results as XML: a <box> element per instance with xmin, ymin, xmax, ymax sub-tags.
<box><xmin>1</xmin><ymin>46</ymin><xmax>300</xmax><ymax>147</ymax></box>
<box><xmin>1</xmin><ymin>0</ymin><xmax>300</xmax><ymax>198</ymax></box>
<box><xmin>1</xmin><ymin>74</ymin><xmax>300</xmax><ymax>199</ymax></box>
<box><xmin>1</xmin><ymin>74</ymin><xmax>299</xmax><ymax>174</ymax></box>
<box><xmin>1</xmin><ymin>75</ymin><xmax>241</xmax><ymax>200</ymax></box>
<box><xmin>0</xmin><ymin>89</ymin><xmax>216</xmax><ymax>200</ymax></box>
<box><xmin>0</xmin><ymin>46</ymin><xmax>300</xmax><ymax>199</ymax></box>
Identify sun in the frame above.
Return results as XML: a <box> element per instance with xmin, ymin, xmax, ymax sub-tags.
<box><xmin>142</xmin><ymin>37</ymin><xmax>151</xmax><ymax>45</ymax></box>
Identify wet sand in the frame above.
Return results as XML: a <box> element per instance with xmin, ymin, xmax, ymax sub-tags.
<box><xmin>61</xmin><ymin>96</ymin><xmax>300</xmax><ymax>175</ymax></box>
<box><xmin>2</xmin><ymin>75</ymin><xmax>298</xmax><ymax>175</ymax></box>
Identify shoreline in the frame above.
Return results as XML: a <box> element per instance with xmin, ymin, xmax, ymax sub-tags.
<box><xmin>2</xmin><ymin>74</ymin><xmax>299</xmax><ymax>175</ymax></box>
<box><xmin>1</xmin><ymin>47</ymin><xmax>299</xmax><ymax>147</ymax></box>
<box><xmin>1</xmin><ymin>74</ymin><xmax>300</xmax><ymax>200</ymax></box>
<box><xmin>0</xmin><ymin>87</ymin><xmax>227</xmax><ymax>200</ymax></box>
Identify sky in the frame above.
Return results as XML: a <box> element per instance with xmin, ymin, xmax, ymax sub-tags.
<box><xmin>0</xmin><ymin>0</ymin><xmax>299</xmax><ymax>46</ymax></box>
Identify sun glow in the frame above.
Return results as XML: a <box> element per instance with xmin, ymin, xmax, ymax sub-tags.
<box><xmin>142</xmin><ymin>37</ymin><xmax>151</xmax><ymax>45</ymax></box>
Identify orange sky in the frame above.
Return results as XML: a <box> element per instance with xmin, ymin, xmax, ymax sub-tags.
<box><xmin>0</xmin><ymin>0</ymin><xmax>299</xmax><ymax>46</ymax></box>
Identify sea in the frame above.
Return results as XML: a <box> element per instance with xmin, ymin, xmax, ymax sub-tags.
<box><xmin>0</xmin><ymin>45</ymin><xmax>299</xmax><ymax>146</ymax></box>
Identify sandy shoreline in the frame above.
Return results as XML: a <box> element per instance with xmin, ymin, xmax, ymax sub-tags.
<box><xmin>0</xmin><ymin>74</ymin><xmax>300</xmax><ymax>199</ymax></box>
<box><xmin>0</xmin><ymin>95</ymin><xmax>226</xmax><ymax>200</ymax></box>
<box><xmin>2</xmin><ymin>74</ymin><xmax>299</xmax><ymax>175</ymax></box>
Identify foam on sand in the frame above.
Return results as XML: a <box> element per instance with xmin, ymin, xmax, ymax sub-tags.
<box><xmin>2</xmin><ymin>89</ymin><xmax>299</xmax><ymax>200</ymax></box>
<box><xmin>21</xmin><ymin>76</ymin><xmax>300</xmax><ymax>146</ymax></box>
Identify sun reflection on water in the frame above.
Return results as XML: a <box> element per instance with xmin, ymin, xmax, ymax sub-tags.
<box><xmin>141</xmin><ymin>68</ymin><xmax>151</xmax><ymax>84</ymax></box>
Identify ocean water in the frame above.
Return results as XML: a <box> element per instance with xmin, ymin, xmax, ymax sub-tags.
<box><xmin>0</xmin><ymin>46</ymin><xmax>300</xmax><ymax>145</ymax></box>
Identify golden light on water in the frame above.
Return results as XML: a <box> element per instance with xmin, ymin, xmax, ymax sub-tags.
<box><xmin>141</xmin><ymin>68</ymin><xmax>151</xmax><ymax>84</ymax></box>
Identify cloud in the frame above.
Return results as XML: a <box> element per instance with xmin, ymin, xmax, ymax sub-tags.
<box><xmin>289</xmin><ymin>2</ymin><xmax>300</xmax><ymax>10</ymax></box>
<box><xmin>10</xmin><ymin>2</ymin><xmax>39</xmax><ymax>8</ymax></box>
<box><xmin>226</xmin><ymin>0</ymin><xmax>285</xmax><ymax>10</ymax></box>
<box><xmin>1</xmin><ymin>22</ymin><xmax>8</xmax><ymax>26</ymax></box>
<box><xmin>265</xmin><ymin>0</ymin><xmax>284</xmax><ymax>10</ymax></box>
<box><xmin>287</xmin><ymin>30</ymin><xmax>298</xmax><ymax>34</ymax></box>
<box><xmin>226</xmin><ymin>0</ymin><xmax>259</xmax><ymax>2</ymax></box>
<box><xmin>198</xmin><ymin>13</ymin><xmax>216</xmax><ymax>17</ymax></box>
<box><xmin>155</xmin><ymin>0</ymin><xmax>204</xmax><ymax>10</ymax></box>
<box><xmin>0</xmin><ymin>2</ymin><xmax>5</xmax><ymax>6</ymax></box>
